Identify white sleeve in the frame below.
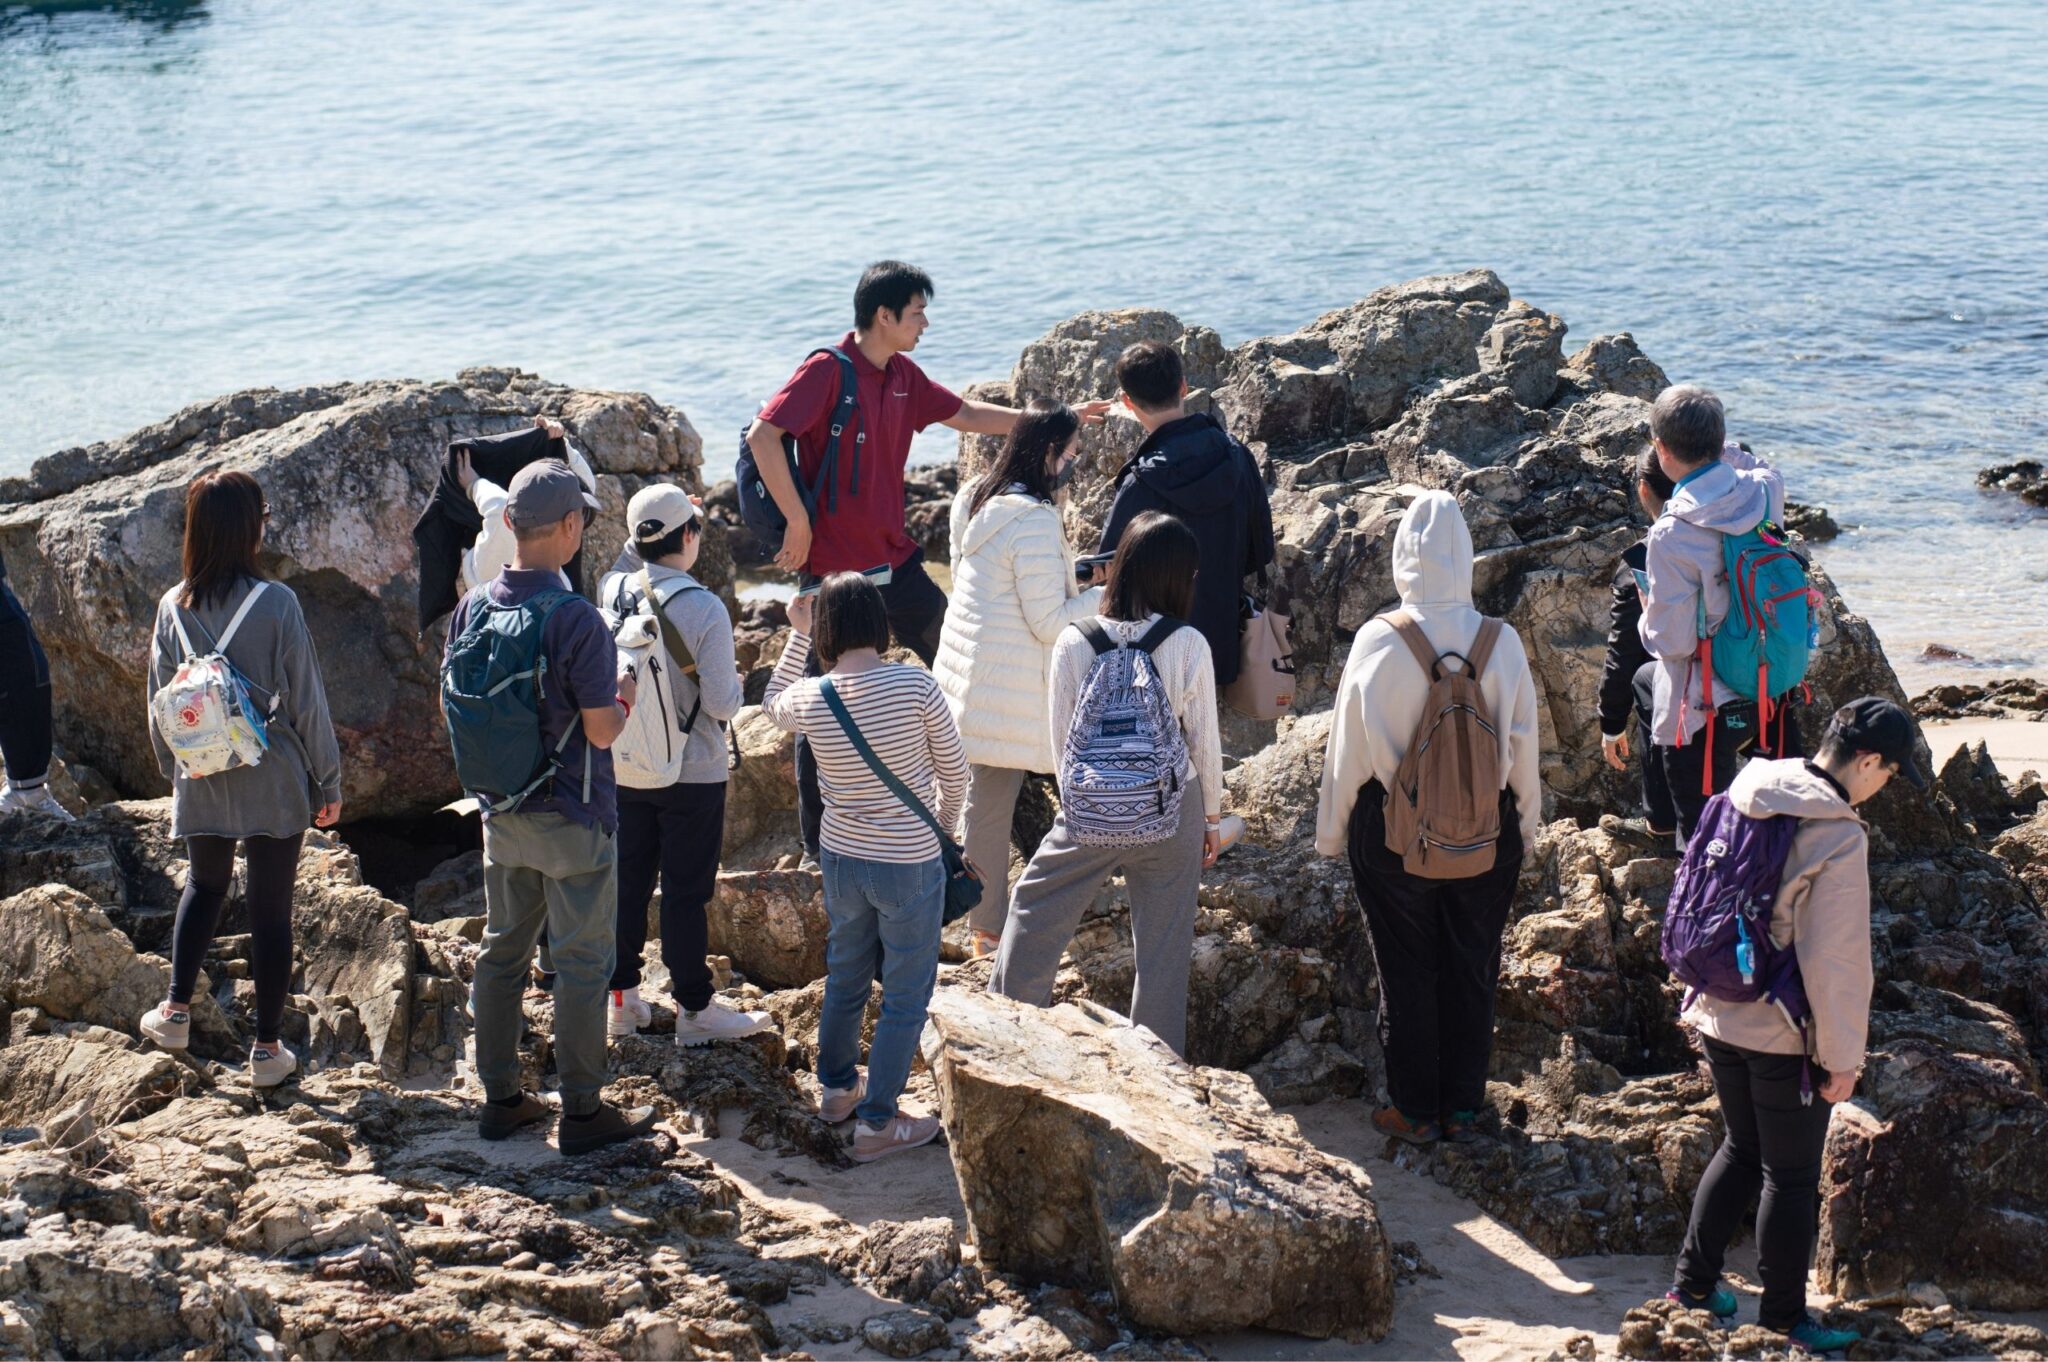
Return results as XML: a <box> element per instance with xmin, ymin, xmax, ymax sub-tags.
<box><xmin>465</xmin><ymin>477</ymin><xmax>511</xmax><ymax>589</ymax></box>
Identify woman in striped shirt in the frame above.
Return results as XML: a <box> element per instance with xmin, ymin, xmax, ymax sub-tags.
<box><xmin>763</xmin><ymin>571</ymin><xmax>969</xmax><ymax>1163</ymax></box>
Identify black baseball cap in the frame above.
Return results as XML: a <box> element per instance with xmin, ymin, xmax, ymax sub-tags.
<box><xmin>1823</xmin><ymin>696</ymin><xmax>1928</xmax><ymax>789</ymax></box>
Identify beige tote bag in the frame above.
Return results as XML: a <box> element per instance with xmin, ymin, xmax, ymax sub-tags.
<box><xmin>1224</xmin><ymin>596</ymin><xmax>1295</xmax><ymax>719</ymax></box>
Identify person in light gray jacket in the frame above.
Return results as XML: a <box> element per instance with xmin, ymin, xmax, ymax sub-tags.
<box><xmin>138</xmin><ymin>469</ymin><xmax>341</xmax><ymax>1089</ymax></box>
<box><xmin>597</xmin><ymin>484</ymin><xmax>766</xmax><ymax>1047</ymax></box>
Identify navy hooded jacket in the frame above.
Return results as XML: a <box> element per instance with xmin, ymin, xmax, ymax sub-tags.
<box><xmin>1097</xmin><ymin>412</ymin><xmax>1277</xmax><ymax>687</ymax></box>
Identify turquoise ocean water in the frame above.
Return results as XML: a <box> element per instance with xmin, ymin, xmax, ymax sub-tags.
<box><xmin>3</xmin><ymin>0</ymin><xmax>2044</xmax><ymax>687</ymax></box>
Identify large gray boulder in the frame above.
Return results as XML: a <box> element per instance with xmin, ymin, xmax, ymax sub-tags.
<box><xmin>921</xmin><ymin>991</ymin><xmax>1395</xmax><ymax>1342</ymax></box>
<box><xmin>0</xmin><ymin>369</ymin><xmax>705</xmax><ymax>820</ymax></box>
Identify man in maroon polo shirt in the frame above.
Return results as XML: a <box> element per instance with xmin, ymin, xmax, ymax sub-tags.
<box><xmin>745</xmin><ymin>259</ymin><xmax>1107</xmax><ymax>860</ymax></box>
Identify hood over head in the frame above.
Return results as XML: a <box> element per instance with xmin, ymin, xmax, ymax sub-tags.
<box><xmin>1123</xmin><ymin>413</ymin><xmax>1245</xmax><ymax>515</ymax></box>
<box><xmin>1392</xmin><ymin>490</ymin><xmax>1476</xmax><ymax>609</ymax></box>
<box><xmin>1728</xmin><ymin>756</ymin><xmax>1862</xmax><ymax>822</ymax></box>
<box><xmin>1666</xmin><ymin>459</ymin><xmax>1774</xmax><ymax>535</ymax></box>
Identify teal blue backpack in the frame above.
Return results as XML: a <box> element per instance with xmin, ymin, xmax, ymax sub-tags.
<box><xmin>441</xmin><ymin>588</ymin><xmax>577</xmax><ymax>814</ymax></box>
<box><xmin>1690</xmin><ymin>521</ymin><xmax>1815</xmax><ymax>787</ymax></box>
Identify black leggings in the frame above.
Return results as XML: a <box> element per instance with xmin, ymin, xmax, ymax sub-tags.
<box><xmin>0</xmin><ymin>581</ymin><xmax>54</xmax><ymax>788</ymax></box>
<box><xmin>169</xmin><ymin>834</ymin><xmax>304</xmax><ymax>1043</ymax></box>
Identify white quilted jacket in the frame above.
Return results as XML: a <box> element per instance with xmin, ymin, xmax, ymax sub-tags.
<box><xmin>935</xmin><ymin>487</ymin><xmax>1103</xmax><ymax>772</ymax></box>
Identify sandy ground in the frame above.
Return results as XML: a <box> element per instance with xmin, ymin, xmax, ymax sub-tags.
<box><xmin>1922</xmin><ymin>715</ymin><xmax>2048</xmax><ymax>783</ymax></box>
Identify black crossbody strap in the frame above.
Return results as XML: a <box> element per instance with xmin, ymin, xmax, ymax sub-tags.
<box><xmin>817</xmin><ymin>676</ymin><xmax>946</xmax><ymax>843</ymax></box>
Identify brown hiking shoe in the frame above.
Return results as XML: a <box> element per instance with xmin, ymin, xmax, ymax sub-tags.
<box><xmin>1373</xmin><ymin>1105</ymin><xmax>1441</xmax><ymax>1146</ymax></box>
<box><xmin>479</xmin><ymin>1090</ymin><xmax>550</xmax><ymax>1141</ymax></box>
<box><xmin>557</xmin><ymin>1101</ymin><xmax>657</xmax><ymax>1157</ymax></box>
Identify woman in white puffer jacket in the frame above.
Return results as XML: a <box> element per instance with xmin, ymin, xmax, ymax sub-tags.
<box><xmin>934</xmin><ymin>398</ymin><xmax>1103</xmax><ymax>955</ymax></box>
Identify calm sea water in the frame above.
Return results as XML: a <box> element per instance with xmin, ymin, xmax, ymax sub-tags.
<box><xmin>4</xmin><ymin>0</ymin><xmax>2045</xmax><ymax>688</ymax></box>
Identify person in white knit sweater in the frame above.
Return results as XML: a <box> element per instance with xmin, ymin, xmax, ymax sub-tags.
<box><xmin>989</xmin><ymin>512</ymin><xmax>1224</xmax><ymax>1056</ymax></box>
<box><xmin>1314</xmin><ymin>490</ymin><xmax>1542</xmax><ymax>1146</ymax></box>
<box><xmin>933</xmin><ymin>398</ymin><xmax>1105</xmax><ymax>954</ymax></box>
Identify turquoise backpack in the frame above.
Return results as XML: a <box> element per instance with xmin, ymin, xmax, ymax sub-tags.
<box><xmin>1698</xmin><ymin>520</ymin><xmax>1813</xmax><ymax>728</ymax></box>
<box><xmin>441</xmin><ymin>588</ymin><xmax>577</xmax><ymax>814</ymax></box>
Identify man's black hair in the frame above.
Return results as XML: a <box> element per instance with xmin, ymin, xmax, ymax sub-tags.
<box><xmin>1115</xmin><ymin>340</ymin><xmax>1185</xmax><ymax>413</ymax></box>
<box><xmin>855</xmin><ymin>261</ymin><xmax>934</xmax><ymax>330</ymax></box>
<box><xmin>636</xmin><ymin>519</ymin><xmax>697</xmax><ymax>564</ymax></box>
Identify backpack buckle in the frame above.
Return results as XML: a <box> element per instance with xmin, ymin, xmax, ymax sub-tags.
<box><xmin>829</xmin><ymin>423</ymin><xmax>844</xmax><ymax>437</ymax></box>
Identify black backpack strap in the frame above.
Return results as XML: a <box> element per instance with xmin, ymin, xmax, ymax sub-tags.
<box><xmin>1076</xmin><ymin>619</ymin><xmax>1116</xmax><ymax>655</ymax></box>
<box><xmin>1133</xmin><ymin>616</ymin><xmax>1186</xmax><ymax>655</ymax></box>
<box><xmin>807</xmin><ymin>346</ymin><xmax>861</xmax><ymax>514</ymax></box>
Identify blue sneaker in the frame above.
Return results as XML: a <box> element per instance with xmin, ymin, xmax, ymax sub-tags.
<box><xmin>1785</xmin><ymin>1315</ymin><xmax>1860</xmax><ymax>1354</ymax></box>
<box><xmin>1665</xmin><ymin>1284</ymin><xmax>1739</xmax><ymax>1319</ymax></box>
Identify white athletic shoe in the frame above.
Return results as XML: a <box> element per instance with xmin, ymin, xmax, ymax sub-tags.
<box><xmin>820</xmin><ymin>1071</ymin><xmax>866</xmax><ymax>1123</ymax></box>
<box><xmin>851</xmin><ymin>1113</ymin><xmax>942</xmax><ymax>1163</ymax></box>
<box><xmin>249</xmin><ymin>1041</ymin><xmax>297</xmax><ymax>1088</ymax></box>
<box><xmin>674</xmin><ymin>997</ymin><xmax>774</xmax><ymax>1048</ymax></box>
<box><xmin>0</xmin><ymin>781</ymin><xmax>74</xmax><ymax>821</ymax></box>
<box><xmin>607</xmin><ymin>987</ymin><xmax>652</xmax><ymax>1038</ymax></box>
<box><xmin>139</xmin><ymin>1002</ymin><xmax>190</xmax><ymax>1050</ymax></box>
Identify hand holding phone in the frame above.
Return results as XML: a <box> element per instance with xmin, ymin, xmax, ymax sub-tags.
<box><xmin>1075</xmin><ymin>553</ymin><xmax>1114</xmax><ymax>585</ymax></box>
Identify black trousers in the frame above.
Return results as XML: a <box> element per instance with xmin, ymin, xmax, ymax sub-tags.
<box><xmin>796</xmin><ymin>549</ymin><xmax>947</xmax><ymax>856</ymax></box>
<box><xmin>170</xmin><ymin>833</ymin><xmax>305</xmax><ymax>1044</ymax></box>
<box><xmin>611</xmin><ymin>780</ymin><xmax>726</xmax><ymax>1011</ymax></box>
<box><xmin>1631</xmin><ymin>663</ymin><xmax>1805</xmax><ymax>847</ymax></box>
<box><xmin>0</xmin><ymin>581</ymin><xmax>54</xmax><ymax>788</ymax></box>
<box><xmin>1676</xmin><ymin>1036</ymin><xmax>1834</xmax><ymax>1330</ymax></box>
<box><xmin>1347</xmin><ymin>780</ymin><xmax>1523</xmax><ymax>1122</ymax></box>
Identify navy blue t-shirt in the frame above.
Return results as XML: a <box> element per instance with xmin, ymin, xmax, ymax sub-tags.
<box><xmin>446</xmin><ymin>567</ymin><xmax>619</xmax><ymax>834</ymax></box>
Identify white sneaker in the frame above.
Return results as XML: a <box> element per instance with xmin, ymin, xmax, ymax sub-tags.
<box><xmin>1217</xmin><ymin>813</ymin><xmax>1247</xmax><ymax>855</ymax></box>
<box><xmin>820</xmin><ymin>1071</ymin><xmax>866</xmax><ymax>1123</ymax></box>
<box><xmin>249</xmin><ymin>1042</ymin><xmax>297</xmax><ymax>1088</ymax></box>
<box><xmin>607</xmin><ymin>987</ymin><xmax>652</xmax><ymax>1038</ymax></box>
<box><xmin>0</xmin><ymin>782</ymin><xmax>74</xmax><ymax>822</ymax></box>
<box><xmin>139</xmin><ymin>1003</ymin><xmax>190</xmax><ymax>1050</ymax></box>
<box><xmin>851</xmin><ymin>1113</ymin><xmax>942</xmax><ymax>1163</ymax></box>
<box><xmin>674</xmin><ymin>997</ymin><xmax>774</xmax><ymax>1048</ymax></box>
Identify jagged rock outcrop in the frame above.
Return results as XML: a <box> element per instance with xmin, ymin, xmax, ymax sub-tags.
<box><xmin>0</xmin><ymin>369</ymin><xmax>707</xmax><ymax>820</ymax></box>
<box><xmin>921</xmin><ymin>991</ymin><xmax>1395</xmax><ymax>1342</ymax></box>
<box><xmin>1979</xmin><ymin>458</ymin><xmax>2048</xmax><ymax>507</ymax></box>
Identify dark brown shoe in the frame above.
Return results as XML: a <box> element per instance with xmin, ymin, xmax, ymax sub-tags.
<box><xmin>557</xmin><ymin>1101</ymin><xmax>657</xmax><ymax>1157</ymax></box>
<box><xmin>479</xmin><ymin>1090</ymin><xmax>549</xmax><ymax>1141</ymax></box>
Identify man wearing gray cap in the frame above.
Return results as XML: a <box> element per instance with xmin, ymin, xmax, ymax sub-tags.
<box><xmin>444</xmin><ymin>458</ymin><xmax>657</xmax><ymax>1156</ymax></box>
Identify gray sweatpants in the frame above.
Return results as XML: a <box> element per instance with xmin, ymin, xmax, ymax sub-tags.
<box><xmin>988</xmin><ymin>777</ymin><xmax>1205</xmax><ymax>1056</ymax></box>
<box><xmin>962</xmin><ymin>763</ymin><xmax>1029</xmax><ymax>937</ymax></box>
<box><xmin>473</xmin><ymin>810</ymin><xmax>618</xmax><ymax>1118</ymax></box>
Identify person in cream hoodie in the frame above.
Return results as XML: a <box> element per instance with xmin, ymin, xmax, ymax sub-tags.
<box><xmin>934</xmin><ymin>399</ymin><xmax>1103</xmax><ymax>954</ymax></box>
<box><xmin>1315</xmin><ymin>490</ymin><xmax>1542</xmax><ymax>1146</ymax></box>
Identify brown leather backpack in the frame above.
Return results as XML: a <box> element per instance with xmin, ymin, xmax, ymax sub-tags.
<box><xmin>1381</xmin><ymin>611</ymin><xmax>1505</xmax><ymax>880</ymax></box>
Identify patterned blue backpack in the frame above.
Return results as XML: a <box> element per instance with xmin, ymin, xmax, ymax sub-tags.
<box><xmin>1058</xmin><ymin>618</ymin><xmax>1188</xmax><ymax>847</ymax></box>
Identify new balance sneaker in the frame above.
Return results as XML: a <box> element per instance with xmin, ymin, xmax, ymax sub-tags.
<box><xmin>674</xmin><ymin>998</ymin><xmax>774</xmax><ymax>1047</ymax></box>
<box><xmin>249</xmin><ymin>1041</ymin><xmax>297</xmax><ymax>1088</ymax></box>
<box><xmin>139</xmin><ymin>1002</ymin><xmax>190</xmax><ymax>1051</ymax></box>
<box><xmin>1785</xmin><ymin>1315</ymin><xmax>1859</xmax><ymax>1355</ymax></box>
<box><xmin>0</xmin><ymin>781</ymin><xmax>74</xmax><ymax>822</ymax></box>
<box><xmin>819</xmin><ymin>1071</ymin><xmax>867</xmax><ymax>1124</ymax></box>
<box><xmin>1665</xmin><ymin>1284</ymin><xmax>1740</xmax><ymax>1319</ymax></box>
<box><xmin>607</xmin><ymin>987</ymin><xmax>652</xmax><ymax>1038</ymax></box>
<box><xmin>851</xmin><ymin>1113</ymin><xmax>942</xmax><ymax>1163</ymax></box>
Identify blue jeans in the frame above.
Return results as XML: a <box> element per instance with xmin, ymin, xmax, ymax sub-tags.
<box><xmin>818</xmin><ymin>848</ymin><xmax>944</xmax><ymax>1127</ymax></box>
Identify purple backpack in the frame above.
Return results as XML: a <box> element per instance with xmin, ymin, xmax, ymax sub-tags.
<box><xmin>1660</xmin><ymin>792</ymin><xmax>1810</xmax><ymax>1028</ymax></box>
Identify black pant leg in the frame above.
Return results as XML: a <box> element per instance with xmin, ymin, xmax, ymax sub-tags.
<box><xmin>1747</xmin><ymin>1049</ymin><xmax>1834</xmax><ymax>1329</ymax></box>
<box><xmin>1347</xmin><ymin>782</ymin><xmax>1444</xmax><ymax>1121</ymax></box>
<box><xmin>657</xmin><ymin>781</ymin><xmax>726</xmax><ymax>1012</ymax></box>
<box><xmin>880</xmin><ymin>550</ymin><xmax>947</xmax><ymax>666</ymax></box>
<box><xmin>1676</xmin><ymin>1036</ymin><xmax>1769</xmax><ymax>1296</ymax></box>
<box><xmin>0</xmin><ymin>585</ymin><xmax>54</xmax><ymax>786</ymax></box>
<box><xmin>1434</xmin><ymin>793</ymin><xmax>1523</xmax><ymax>1116</ymax></box>
<box><xmin>611</xmin><ymin>789</ymin><xmax>663</xmax><ymax>991</ymax></box>
<box><xmin>169</xmin><ymin>836</ymin><xmax>237</xmax><ymax>1006</ymax></box>
<box><xmin>241</xmin><ymin>834</ymin><xmax>304</xmax><ymax>1044</ymax></box>
<box><xmin>1632</xmin><ymin>662</ymin><xmax>1676</xmax><ymax>834</ymax></box>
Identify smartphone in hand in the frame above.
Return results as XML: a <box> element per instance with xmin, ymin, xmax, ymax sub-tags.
<box><xmin>1075</xmin><ymin>553</ymin><xmax>1114</xmax><ymax>584</ymax></box>
<box><xmin>795</xmin><ymin>562</ymin><xmax>896</xmax><ymax>599</ymax></box>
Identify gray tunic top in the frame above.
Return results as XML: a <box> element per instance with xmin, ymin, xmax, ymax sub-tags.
<box><xmin>147</xmin><ymin>575</ymin><xmax>343</xmax><ymax>840</ymax></box>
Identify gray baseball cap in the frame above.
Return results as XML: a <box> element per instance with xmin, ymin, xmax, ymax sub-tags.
<box><xmin>505</xmin><ymin>459</ymin><xmax>599</xmax><ymax>529</ymax></box>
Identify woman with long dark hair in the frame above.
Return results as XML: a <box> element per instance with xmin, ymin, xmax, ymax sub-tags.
<box><xmin>988</xmin><ymin>511</ymin><xmax>1224</xmax><ymax>1056</ymax></box>
<box><xmin>138</xmin><ymin>469</ymin><xmax>342</xmax><ymax>1087</ymax></box>
<box><xmin>932</xmin><ymin>397</ymin><xmax>1103</xmax><ymax>955</ymax></box>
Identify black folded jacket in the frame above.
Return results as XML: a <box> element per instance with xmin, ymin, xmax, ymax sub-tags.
<box><xmin>411</xmin><ymin>425</ymin><xmax>586</xmax><ymax>635</ymax></box>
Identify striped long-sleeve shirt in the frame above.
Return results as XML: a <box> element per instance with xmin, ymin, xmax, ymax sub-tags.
<box><xmin>762</xmin><ymin>633</ymin><xmax>969</xmax><ymax>863</ymax></box>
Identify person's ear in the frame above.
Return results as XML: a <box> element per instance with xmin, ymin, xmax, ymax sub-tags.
<box><xmin>1178</xmin><ymin>379</ymin><xmax>1190</xmax><ymax>400</ymax></box>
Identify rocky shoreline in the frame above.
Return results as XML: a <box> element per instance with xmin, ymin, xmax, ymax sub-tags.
<box><xmin>5</xmin><ymin>271</ymin><xmax>2048</xmax><ymax>1357</ymax></box>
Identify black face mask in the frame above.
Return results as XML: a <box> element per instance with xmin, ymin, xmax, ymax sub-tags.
<box><xmin>1051</xmin><ymin>458</ymin><xmax>1078</xmax><ymax>492</ymax></box>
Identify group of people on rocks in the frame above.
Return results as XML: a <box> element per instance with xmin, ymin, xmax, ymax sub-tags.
<box><xmin>0</xmin><ymin>260</ymin><xmax>1930</xmax><ymax>1349</ymax></box>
